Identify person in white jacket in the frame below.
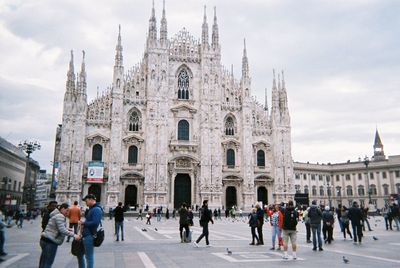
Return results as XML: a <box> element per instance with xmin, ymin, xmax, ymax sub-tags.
<box><xmin>39</xmin><ymin>203</ymin><xmax>81</xmax><ymax>268</ymax></box>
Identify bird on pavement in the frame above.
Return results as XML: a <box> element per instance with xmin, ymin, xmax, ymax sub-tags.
<box><xmin>155</xmin><ymin>228</ymin><xmax>158</xmax><ymax>231</ymax></box>
<box><xmin>373</xmin><ymin>236</ymin><xmax>378</xmax><ymax>240</ymax></box>
<box><xmin>343</xmin><ymin>256</ymin><xmax>349</xmax><ymax>264</ymax></box>
<box><xmin>226</xmin><ymin>248</ymin><xmax>232</xmax><ymax>255</ymax></box>
<box><xmin>142</xmin><ymin>228</ymin><xmax>147</xmax><ymax>232</ymax></box>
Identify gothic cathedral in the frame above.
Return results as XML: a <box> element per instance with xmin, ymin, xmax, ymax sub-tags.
<box><xmin>55</xmin><ymin>2</ymin><xmax>294</xmax><ymax>210</ymax></box>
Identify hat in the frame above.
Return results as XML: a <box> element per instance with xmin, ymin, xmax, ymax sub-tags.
<box><xmin>82</xmin><ymin>194</ymin><xmax>96</xmax><ymax>201</ymax></box>
<box><xmin>325</xmin><ymin>206</ymin><xmax>330</xmax><ymax>211</ymax></box>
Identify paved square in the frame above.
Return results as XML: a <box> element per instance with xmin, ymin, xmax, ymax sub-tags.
<box><xmin>1</xmin><ymin>215</ymin><xmax>399</xmax><ymax>267</ymax></box>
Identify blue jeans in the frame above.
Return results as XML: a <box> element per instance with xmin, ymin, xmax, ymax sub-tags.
<box><xmin>116</xmin><ymin>221</ymin><xmax>124</xmax><ymax>240</ymax></box>
<box><xmin>271</xmin><ymin>225</ymin><xmax>281</xmax><ymax>247</ymax></box>
<box><xmin>77</xmin><ymin>235</ymin><xmax>94</xmax><ymax>268</ymax></box>
<box><xmin>311</xmin><ymin>223</ymin><xmax>322</xmax><ymax>249</ymax></box>
<box><xmin>196</xmin><ymin>223</ymin><xmax>209</xmax><ymax>245</ymax></box>
<box><xmin>39</xmin><ymin>239</ymin><xmax>58</xmax><ymax>268</ymax></box>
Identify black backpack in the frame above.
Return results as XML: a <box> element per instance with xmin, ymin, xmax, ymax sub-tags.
<box><xmin>284</xmin><ymin>209</ymin><xmax>298</xmax><ymax>229</ymax></box>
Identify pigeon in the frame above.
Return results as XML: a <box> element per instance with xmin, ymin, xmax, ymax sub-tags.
<box><xmin>142</xmin><ymin>228</ymin><xmax>147</xmax><ymax>232</ymax></box>
<box><xmin>226</xmin><ymin>248</ymin><xmax>232</xmax><ymax>255</ymax></box>
<box><xmin>155</xmin><ymin>228</ymin><xmax>158</xmax><ymax>231</ymax></box>
<box><xmin>373</xmin><ymin>236</ymin><xmax>378</xmax><ymax>241</ymax></box>
<box><xmin>343</xmin><ymin>256</ymin><xmax>349</xmax><ymax>264</ymax></box>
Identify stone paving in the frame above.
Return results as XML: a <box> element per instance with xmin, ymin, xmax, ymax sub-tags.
<box><xmin>1</xmin><ymin>215</ymin><xmax>399</xmax><ymax>268</ymax></box>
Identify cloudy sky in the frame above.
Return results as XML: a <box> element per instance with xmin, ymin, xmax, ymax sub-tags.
<box><xmin>0</xmin><ymin>0</ymin><xmax>399</xmax><ymax>172</ymax></box>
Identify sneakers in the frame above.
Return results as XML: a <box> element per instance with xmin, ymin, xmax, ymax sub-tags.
<box><xmin>282</xmin><ymin>254</ymin><xmax>289</xmax><ymax>260</ymax></box>
<box><xmin>269</xmin><ymin>247</ymin><xmax>275</xmax><ymax>250</ymax></box>
<box><xmin>319</xmin><ymin>247</ymin><xmax>323</xmax><ymax>251</ymax></box>
<box><xmin>293</xmin><ymin>253</ymin><xmax>297</xmax><ymax>260</ymax></box>
<box><xmin>312</xmin><ymin>247</ymin><xmax>317</xmax><ymax>251</ymax></box>
<box><xmin>193</xmin><ymin>242</ymin><xmax>199</xmax><ymax>248</ymax></box>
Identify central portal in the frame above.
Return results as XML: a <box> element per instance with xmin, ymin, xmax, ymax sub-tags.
<box><xmin>174</xmin><ymin>174</ymin><xmax>191</xmax><ymax>209</ymax></box>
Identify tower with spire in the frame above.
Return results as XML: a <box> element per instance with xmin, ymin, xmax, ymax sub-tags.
<box><xmin>373</xmin><ymin>129</ymin><xmax>385</xmax><ymax>161</ymax></box>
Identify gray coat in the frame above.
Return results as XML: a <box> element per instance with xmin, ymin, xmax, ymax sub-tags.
<box><xmin>41</xmin><ymin>208</ymin><xmax>75</xmax><ymax>245</ymax></box>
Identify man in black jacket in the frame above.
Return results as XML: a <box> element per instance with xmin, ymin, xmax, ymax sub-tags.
<box><xmin>348</xmin><ymin>201</ymin><xmax>363</xmax><ymax>244</ymax></box>
<box><xmin>256</xmin><ymin>204</ymin><xmax>264</xmax><ymax>245</ymax></box>
<box><xmin>114</xmin><ymin>202</ymin><xmax>125</xmax><ymax>241</ymax></box>
<box><xmin>193</xmin><ymin>200</ymin><xmax>214</xmax><ymax>247</ymax></box>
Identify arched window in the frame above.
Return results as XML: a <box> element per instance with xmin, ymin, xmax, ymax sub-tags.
<box><xmin>358</xmin><ymin>185</ymin><xmax>365</xmax><ymax>196</ymax></box>
<box><xmin>92</xmin><ymin>144</ymin><xmax>103</xmax><ymax>161</ymax></box>
<box><xmin>336</xmin><ymin>186</ymin><xmax>342</xmax><ymax>197</ymax></box>
<box><xmin>346</xmin><ymin>186</ymin><xmax>353</xmax><ymax>196</ymax></box>
<box><xmin>128</xmin><ymin>110</ymin><xmax>141</xmax><ymax>131</ymax></box>
<box><xmin>370</xmin><ymin>184</ymin><xmax>377</xmax><ymax>196</ymax></box>
<box><xmin>178</xmin><ymin>120</ymin><xmax>189</xmax><ymax>140</ymax></box>
<box><xmin>304</xmin><ymin>185</ymin><xmax>309</xmax><ymax>195</ymax></box>
<box><xmin>128</xmin><ymin>145</ymin><xmax>138</xmax><ymax>164</ymax></box>
<box><xmin>225</xmin><ymin>117</ymin><xmax>235</xmax><ymax>135</ymax></box>
<box><xmin>227</xmin><ymin>149</ymin><xmax>235</xmax><ymax>167</ymax></box>
<box><xmin>319</xmin><ymin>186</ymin><xmax>324</xmax><ymax>196</ymax></box>
<box><xmin>178</xmin><ymin>69</ymin><xmax>189</xmax><ymax>99</ymax></box>
<box><xmin>382</xmin><ymin>184</ymin><xmax>389</xmax><ymax>196</ymax></box>
<box><xmin>257</xmin><ymin>150</ymin><xmax>265</xmax><ymax>167</ymax></box>
<box><xmin>312</xmin><ymin>186</ymin><xmax>317</xmax><ymax>196</ymax></box>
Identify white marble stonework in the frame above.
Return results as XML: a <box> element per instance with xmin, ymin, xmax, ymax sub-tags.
<box><xmin>56</xmin><ymin>3</ymin><xmax>294</xmax><ymax>210</ymax></box>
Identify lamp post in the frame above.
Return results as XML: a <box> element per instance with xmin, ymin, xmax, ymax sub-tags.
<box><xmin>363</xmin><ymin>156</ymin><xmax>372</xmax><ymax>204</ymax></box>
<box><xmin>327</xmin><ymin>182</ymin><xmax>332</xmax><ymax>208</ymax></box>
<box><xmin>18</xmin><ymin>140</ymin><xmax>41</xmax><ymax>210</ymax></box>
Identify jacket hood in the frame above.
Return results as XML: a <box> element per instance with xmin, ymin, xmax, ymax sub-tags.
<box><xmin>50</xmin><ymin>208</ymin><xmax>61</xmax><ymax>218</ymax></box>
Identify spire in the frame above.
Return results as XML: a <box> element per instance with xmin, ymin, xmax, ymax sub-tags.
<box><xmin>115</xmin><ymin>25</ymin><xmax>123</xmax><ymax>68</ymax></box>
<box><xmin>160</xmin><ymin>0</ymin><xmax>167</xmax><ymax>44</ymax></box>
<box><xmin>201</xmin><ymin>5</ymin><xmax>209</xmax><ymax>46</ymax></box>
<box><xmin>242</xmin><ymin>38</ymin><xmax>249</xmax><ymax>79</ymax></box>
<box><xmin>66</xmin><ymin>50</ymin><xmax>76</xmax><ymax>95</ymax></box>
<box><xmin>264</xmin><ymin>88</ymin><xmax>268</xmax><ymax>111</ymax></box>
<box><xmin>281</xmin><ymin>70</ymin><xmax>285</xmax><ymax>90</ymax></box>
<box><xmin>272</xmin><ymin>69</ymin><xmax>277</xmax><ymax>90</ymax></box>
<box><xmin>373</xmin><ymin>128</ymin><xmax>385</xmax><ymax>160</ymax></box>
<box><xmin>211</xmin><ymin>6</ymin><xmax>219</xmax><ymax>49</ymax></box>
<box><xmin>79</xmin><ymin>50</ymin><xmax>87</xmax><ymax>95</ymax></box>
<box><xmin>277</xmin><ymin>72</ymin><xmax>281</xmax><ymax>90</ymax></box>
<box><xmin>148</xmin><ymin>0</ymin><xmax>157</xmax><ymax>42</ymax></box>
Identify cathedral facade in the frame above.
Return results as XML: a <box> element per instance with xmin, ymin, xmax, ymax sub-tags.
<box><xmin>55</xmin><ymin>3</ymin><xmax>294</xmax><ymax>210</ymax></box>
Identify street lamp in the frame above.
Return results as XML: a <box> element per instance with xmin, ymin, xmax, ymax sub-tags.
<box><xmin>18</xmin><ymin>140</ymin><xmax>41</xmax><ymax>210</ymax></box>
<box><xmin>327</xmin><ymin>182</ymin><xmax>332</xmax><ymax>208</ymax></box>
<box><xmin>363</xmin><ymin>156</ymin><xmax>372</xmax><ymax>204</ymax></box>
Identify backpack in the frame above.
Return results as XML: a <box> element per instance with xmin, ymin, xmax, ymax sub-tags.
<box><xmin>93</xmin><ymin>223</ymin><xmax>104</xmax><ymax>247</ymax></box>
<box><xmin>284</xmin><ymin>209</ymin><xmax>298</xmax><ymax>229</ymax></box>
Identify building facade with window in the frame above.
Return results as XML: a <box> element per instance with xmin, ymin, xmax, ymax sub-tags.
<box><xmin>293</xmin><ymin>130</ymin><xmax>400</xmax><ymax>209</ymax></box>
<box><xmin>55</xmin><ymin>4</ymin><xmax>294</xmax><ymax>210</ymax></box>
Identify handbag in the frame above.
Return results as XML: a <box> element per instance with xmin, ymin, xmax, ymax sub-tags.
<box><xmin>93</xmin><ymin>222</ymin><xmax>104</xmax><ymax>247</ymax></box>
<box><xmin>71</xmin><ymin>223</ymin><xmax>84</xmax><ymax>256</ymax></box>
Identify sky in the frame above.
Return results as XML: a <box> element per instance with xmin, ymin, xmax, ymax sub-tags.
<box><xmin>0</xmin><ymin>0</ymin><xmax>399</xmax><ymax>173</ymax></box>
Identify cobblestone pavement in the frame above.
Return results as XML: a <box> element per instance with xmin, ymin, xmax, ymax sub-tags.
<box><xmin>1</xmin><ymin>215</ymin><xmax>399</xmax><ymax>268</ymax></box>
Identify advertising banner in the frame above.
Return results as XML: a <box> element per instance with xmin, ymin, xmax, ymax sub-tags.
<box><xmin>87</xmin><ymin>161</ymin><xmax>104</xmax><ymax>183</ymax></box>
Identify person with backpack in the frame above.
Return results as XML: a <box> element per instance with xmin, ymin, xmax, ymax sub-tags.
<box><xmin>193</xmin><ymin>200</ymin><xmax>214</xmax><ymax>247</ymax></box>
<box><xmin>348</xmin><ymin>201</ymin><xmax>363</xmax><ymax>244</ymax></box>
<box><xmin>340</xmin><ymin>206</ymin><xmax>353</xmax><ymax>239</ymax></box>
<box><xmin>282</xmin><ymin>201</ymin><xmax>298</xmax><ymax>260</ymax></box>
<box><xmin>77</xmin><ymin>194</ymin><xmax>102</xmax><ymax>268</ymax></box>
<box><xmin>308</xmin><ymin>200</ymin><xmax>323</xmax><ymax>251</ymax></box>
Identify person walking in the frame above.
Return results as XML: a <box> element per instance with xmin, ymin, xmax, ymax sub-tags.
<box><xmin>114</xmin><ymin>202</ymin><xmax>125</xmax><ymax>242</ymax></box>
<box><xmin>146</xmin><ymin>211</ymin><xmax>152</xmax><ymax>225</ymax></box>
<box><xmin>77</xmin><ymin>194</ymin><xmax>102</xmax><ymax>268</ymax></box>
<box><xmin>282</xmin><ymin>201</ymin><xmax>298</xmax><ymax>260</ymax></box>
<box><xmin>0</xmin><ymin>211</ymin><xmax>7</xmax><ymax>258</ymax></box>
<box><xmin>193</xmin><ymin>200</ymin><xmax>214</xmax><ymax>247</ymax></box>
<box><xmin>348</xmin><ymin>201</ymin><xmax>363</xmax><ymax>244</ymax></box>
<box><xmin>336</xmin><ymin>204</ymin><xmax>343</xmax><ymax>233</ymax></box>
<box><xmin>137</xmin><ymin>207</ymin><xmax>143</xmax><ymax>220</ymax></box>
<box><xmin>256</xmin><ymin>203</ymin><xmax>264</xmax><ymax>245</ymax></box>
<box><xmin>39</xmin><ymin>203</ymin><xmax>80</xmax><ymax>268</ymax></box>
<box><xmin>66</xmin><ymin>201</ymin><xmax>81</xmax><ymax>243</ymax></box>
<box><xmin>322</xmin><ymin>206</ymin><xmax>334</xmax><ymax>244</ymax></box>
<box><xmin>361</xmin><ymin>206</ymin><xmax>373</xmax><ymax>231</ymax></box>
<box><xmin>340</xmin><ymin>206</ymin><xmax>353</xmax><ymax>240</ymax></box>
<box><xmin>178</xmin><ymin>203</ymin><xmax>190</xmax><ymax>243</ymax></box>
<box><xmin>270</xmin><ymin>204</ymin><xmax>283</xmax><ymax>250</ymax></box>
<box><xmin>308</xmin><ymin>200</ymin><xmax>323</xmax><ymax>251</ymax></box>
<box><xmin>248</xmin><ymin>208</ymin><xmax>259</xmax><ymax>245</ymax></box>
<box><xmin>302</xmin><ymin>207</ymin><xmax>312</xmax><ymax>243</ymax></box>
